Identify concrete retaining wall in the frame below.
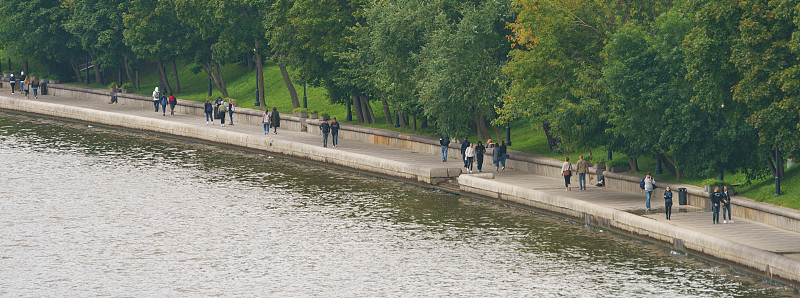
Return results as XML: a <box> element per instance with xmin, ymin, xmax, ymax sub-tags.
<box><xmin>458</xmin><ymin>174</ymin><xmax>800</xmax><ymax>285</ymax></box>
<box><xmin>0</xmin><ymin>96</ymin><xmax>458</xmax><ymax>184</ymax></box>
<box><xmin>33</xmin><ymin>83</ymin><xmax>800</xmax><ymax>233</ymax></box>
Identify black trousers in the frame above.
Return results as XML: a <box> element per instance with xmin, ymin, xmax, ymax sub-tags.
<box><xmin>665</xmin><ymin>201</ymin><xmax>672</xmax><ymax>219</ymax></box>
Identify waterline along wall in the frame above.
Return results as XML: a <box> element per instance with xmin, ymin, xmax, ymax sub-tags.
<box><xmin>1</xmin><ymin>83</ymin><xmax>799</xmax><ymax>286</ymax></box>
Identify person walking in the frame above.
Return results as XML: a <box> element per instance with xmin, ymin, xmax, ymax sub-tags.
<box><xmin>227</xmin><ymin>98</ymin><xmax>235</xmax><ymax>125</ymax></box>
<box><xmin>9</xmin><ymin>73</ymin><xmax>15</xmax><ymax>94</ymax></box>
<box><xmin>722</xmin><ymin>185</ymin><xmax>733</xmax><ymax>223</ymax></box>
<box><xmin>439</xmin><ymin>136</ymin><xmax>450</xmax><ymax>162</ymax></box>
<box><xmin>23</xmin><ymin>76</ymin><xmax>30</xmax><ymax>99</ymax></box>
<box><xmin>497</xmin><ymin>141</ymin><xmax>508</xmax><ymax>171</ymax></box>
<box><xmin>464</xmin><ymin>143</ymin><xmax>475</xmax><ymax>173</ymax></box>
<box><xmin>204</xmin><ymin>99</ymin><xmax>214</xmax><ymax>125</ymax></box>
<box><xmin>270</xmin><ymin>107</ymin><xmax>280</xmax><ymax>134</ymax></box>
<box><xmin>152</xmin><ymin>87</ymin><xmax>160</xmax><ymax>112</ymax></box>
<box><xmin>168</xmin><ymin>94</ymin><xmax>177</xmax><ymax>115</ymax></box>
<box><xmin>561</xmin><ymin>156</ymin><xmax>572</xmax><ymax>191</ymax></box>
<box><xmin>160</xmin><ymin>94</ymin><xmax>168</xmax><ymax>116</ymax></box>
<box><xmin>710</xmin><ymin>186</ymin><xmax>723</xmax><ymax>224</ymax></box>
<box><xmin>664</xmin><ymin>186</ymin><xmax>673</xmax><ymax>220</ymax></box>
<box><xmin>460</xmin><ymin>137</ymin><xmax>471</xmax><ymax>168</ymax></box>
<box><xmin>31</xmin><ymin>76</ymin><xmax>39</xmax><ymax>99</ymax></box>
<box><xmin>475</xmin><ymin>141</ymin><xmax>486</xmax><ymax>172</ymax></box>
<box><xmin>320</xmin><ymin>119</ymin><xmax>331</xmax><ymax>147</ymax></box>
<box><xmin>262</xmin><ymin>109</ymin><xmax>271</xmax><ymax>134</ymax></box>
<box><xmin>640</xmin><ymin>172</ymin><xmax>656</xmax><ymax>213</ymax></box>
<box><xmin>331</xmin><ymin>117</ymin><xmax>340</xmax><ymax>147</ymax></box>
<box><xmin>576</xmin><ymin>155</ymin><xmax>589</xmax><ymax>191</ymax></box>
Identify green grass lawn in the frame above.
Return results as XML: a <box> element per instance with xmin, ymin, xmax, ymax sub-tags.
<box><xmin>65</xmin><ymin>60</ymin><xmax>800</xmax><ymax>209</ymax></box>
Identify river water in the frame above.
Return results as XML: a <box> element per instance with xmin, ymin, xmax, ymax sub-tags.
<box><xmin>0</xmin><ymin>111</ymin><xmax>793</xmax><ymax>297</ymax></box>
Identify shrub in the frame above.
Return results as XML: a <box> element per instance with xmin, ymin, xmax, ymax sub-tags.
<box><xmin>292</xmin><ymin>107</ymin><xmax>308</xmax><ymax>113</ymax></box>
<box><xmin>107</xmin><ymin>82</ymin><xmax>119</xmax><ymax>89</ymax></box>
<box><xmin>309</xmin><ymin>110</ymin><xmax>318</xmax><ymax>114</ymax></box>
<box><xmin>319</xmin><ymin>112</ymin><xmax>330</xmax><ymax>117</ymax></box>
<box><xmin>607</xmin><ymin>158</ymin><xmax>629</xmax><ymax>167</ymax></box>
<box><xmin>121</xmin><ymin>83</ymin><xmax>133</xmax><ymax>90</ymax></box>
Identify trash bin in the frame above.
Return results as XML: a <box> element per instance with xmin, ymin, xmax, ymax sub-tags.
<box><xmin>678</xmin><ymin>187</ymin><xmax>688</xmax><ymax>205</ymax></box>
<box><xmin>41</xmin><ymin>82</ymin><xmax>47</xmax><ymax>95</ymax></box>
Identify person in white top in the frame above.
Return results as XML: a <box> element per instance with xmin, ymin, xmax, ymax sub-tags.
<box><xmin>152</xmin><ymin>87</ymin><xmax>160</xmax><ymax>112</ymax></box>
<box><xmin>561</xmin><ymin>156</ymin><xmax>572</xmax><ymax>191</ymax></box>
<box><xmin>464</xmin><ymin>143</ymin><xmax>476</xmax><ymax>173</ymax></box>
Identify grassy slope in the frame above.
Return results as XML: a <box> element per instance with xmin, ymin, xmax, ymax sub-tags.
<box><xmin>67</xmin><ymin>61</ymin><xmax>799</xmax><ymax>208</ymax></box>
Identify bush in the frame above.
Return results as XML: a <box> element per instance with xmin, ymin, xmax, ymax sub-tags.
<box><xmin>121</xmin><ymin>83</ymin><xmax>133</xmax><ymax>90</ymax></box>
<box><xmin>702</xmin><ymin>178</ymin><xmax>727</xmax><ymax>187</ymax></box>
<box><xmin>319</xmin><ymin>112</ymin><xmax>330</xmax><ymax>117</ymax></box>
<box><xmin>608</xmin><ymin>158</ymin><xmax>629</xmax><ymax>167</ymax></box>
<box><xmin>49</xmin><ymin>74</ymin><xmax>60</xmax><ymax>80</ymax></box>
<box><xmin>292</xmin><ymin>107</ymin><xmax>308</xmax><ymax>114</ymax></box>
<box><xmin>309</xmin><ymin>110</ymin><xmax>319</xmax><ymax>114</ymax></box>
<box><xmin>107</xmin><ymin>82</ymin><xmax>119</xmax><ymax>89</ymax></box>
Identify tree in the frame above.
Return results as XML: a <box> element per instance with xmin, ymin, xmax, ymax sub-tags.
<box><xmin>123</xmin><ymin>0</ymin><xmax>185</xmax><ymax>95</ymax></box>
<box><xmin>63</xmin><ymin>0</ymin><xmax>132</xmax><ymax>85</ymax></box>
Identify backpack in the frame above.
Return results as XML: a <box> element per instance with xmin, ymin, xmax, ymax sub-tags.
<box><xmin>640</xmin><ymin>178</ymin><xmax>645</xmax><ymax>189</ymax></box>
<box><xmin>218</xmin><ymin>103</ymin><xmax>227</xmax><ymax>113</ymax></box>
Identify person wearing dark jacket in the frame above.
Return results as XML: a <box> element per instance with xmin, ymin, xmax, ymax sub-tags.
<box><xmin>474</xmin><ymin>141</ymin><xmax>486</xmax><ymax>172</ymax></box>
<box><xmin>722</xmin><ymin>185</ymin><xmax>733</xmax><ymax>223</ymax></box>
<box><xmin>439</xmin><ymin>136</ymin><xmax>450</xmax><ymax>162</ymax></box>
<box><xmin>227</xmin><ymin>98</ymin><xmax>235</xmax><ymax>125</ymax></box>
<box><xmin>168</xmin><ymin>95</ymin><xmax>177</xmax><ymax>115</ymax></box>
<box><xmin>204</xmin><ymin>99</ymin><xmax>214</xmax><ymax>125</ymax></box>
<box><xmin>664</xmin><ymin>186</ymin><xmax>673</xmax><ymax>220</ymax></box>
<box><xmin>160</xmin><ymin>95</ymin><xmax>168</xmax><ymax>116</ymax></box>
<box><xmin>460</xmin><ymin>137</ymin><xmax>471</xmax><ymax>168</ymax></box>
<box><xmin>9</xmin><ymin>73</ymin><xmax>15</xmax><ymax>94</ymax></box>
<box><xmin>270</xmin><ymin>107</ymin><xmax>280</xmax><ymax>134</ymax></box>
<box><xmin>710</xmin><ymin>186</ymin><xmax>723</xmax><ymax>224</ymax></box>
<box><xmin>331</xmin><ymin>118</ymin><xmax>340</xmax><ymax>147</ymax></box>
<box><xmin>320</xmin><ymin>119</ymin><xmax>331</xmax><ymax>147</ymax></box>
<box><xmin>496</xmin><ymin>141</ymin><xmax>508</xmax><ymax>171</ymax></box>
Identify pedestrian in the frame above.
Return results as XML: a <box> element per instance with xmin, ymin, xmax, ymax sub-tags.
<box><xmin>439</xmin><ymin>136</ymin><xmax>450</xmax><ymax>162</ymax></box>
<box><xmin>722</xmin><ymin>185</ymin><xmax>733</xmax><ymax>223</ymax></box>
<box><xmin>23</xmin><ymin>76</ymin><xmax>30</xmax><ymax>99</ymax></box>
<box><xmin>475</xmin><ymin>141</ymin><xmax>486</xmax><ymax>172</ymax></box>
<box><xmin>331</xmin><ymin>117</ymin><xmax>340</xmax><ymax>147</ymax></box>
<box><xmin>640</xmin><ymin>172</ymin><xmax>656</xmax><ymax>213</ymax></box>
<box><xmin>216</xmin><ymin>97</ymin><xmax>227</xmax><ymax>126</ymax></box>
<box><xmin>576</xmin><ymin>155</ymin><xmax>589</xmax><ymax>191</ymax></box>
<box><xmin>270</xmin><ymin>107</ymin><xmax>280</xmax><ymax>134</ymax></box>
<box><xmin>464</xmin><ymin>143</ymin><xmax>475</xmax><ymax>173</ymax></box>
<box><xmin>664</xmin><ymin>186</ymin><xmax>673</xmax><ymax>220</ymax></box>
<box><xmin>31</xmin><ymin>76</ymin><xmax>39</xmax><ymax>99</ymax></box>
<box><xmin>168</xmin><ymin>94</ymin><xmax>177</xmax><ymax>115</ymax></box>
<box><xmin>204</xmin><ymin>98</ymin><xmax>214</xmax><ymax>125</ymax></box>
<box><xmin>160</xmin><ymin>94</ymin><xmax>168</xmax><ymax>116</ymax></box>
<box><xmin>9</xmin><ymin>73</ymin><xmax>15</xmax><ymax>94</ymax></box>
<box><xmin>152</xmin><ymin>87</ymin><xmax>160</xmax><ymax>112</ymax></box>
<box><xmin>595</xmin><ymin>174</ymin><xmax>605</xmax><ymax>187</ymax></box>
<box><xmin>227</xmin><ymin>98</ymin><xmax>235</xmax><ymax>125</ymax></box>
<box><xmin>262</xmin><ymin>109</ymin><xmax>271</xmax><ymax>134</ymax></box>
<box><xmin>460</xmin><ymin>137</ymin><xmax>471</xmax><ymax>168</ymax></box>
<box><xmin>710</xmin><ymin>186</ymin><xmax>723</xmax><ymax>224</ymax></box>
<box><xmin>320</xmin><ymin>119</ymin><xmax>331</xmax><ymax>147</ymax></box>
<box><xmin>19</xmin><ymin>71</ymin><xmax>25</xmax><ymax>94</ymax></box>
<box><xmin>109</xmin><ymin>84</ymin><xmax>119</xmax><ymax>104</ymax></box>
<box><xmin>496</xmin><ymin>140</ymin><xmax>508</xmax><ymax>171</ymax></box>
<box><xmin>561</xmin><ymin>156</ymin><xmax>572</xmax><ymax>191</ymax></box>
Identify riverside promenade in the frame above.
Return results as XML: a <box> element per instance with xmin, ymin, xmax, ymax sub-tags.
<box><xmin>1</xmin><ymin>89</ymin><xmax>800</xmax><ymax>286</ymax></box>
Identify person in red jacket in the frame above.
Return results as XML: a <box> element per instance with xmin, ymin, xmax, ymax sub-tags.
<box><xmin>168</xmin><ymin>95</ymin><xmax>177</xmax><ymax>116</ymax></box>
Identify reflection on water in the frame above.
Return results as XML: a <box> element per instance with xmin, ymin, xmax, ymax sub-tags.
<box><xmin>0</xmin><ymin>112</ymin><xmax>793</xmax><ymax>296</ymax></box>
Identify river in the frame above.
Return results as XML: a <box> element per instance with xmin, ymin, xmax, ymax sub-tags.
<box><xmin>0</xmin><ymin>111</ymin><xmax>793</xmax><ymax>297</ymax></box>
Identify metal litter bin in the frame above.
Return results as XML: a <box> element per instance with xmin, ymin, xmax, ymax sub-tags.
<box><xmin>678</xmin><ymin>187</ymin><xmax>688</xmax><ymax>205</ymax></box>
<box><xmin>41</xmin><ymin>82</ymin><xmax>47</xmax><ymax>95</ymax></box>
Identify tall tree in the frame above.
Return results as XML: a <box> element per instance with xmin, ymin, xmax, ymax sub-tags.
<box><xmin>123</xmin><ymin>0</ymin><xmax>184</xmax><ymax>95</ymax></box>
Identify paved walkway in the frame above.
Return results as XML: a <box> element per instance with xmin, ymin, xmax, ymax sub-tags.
<box><xmin>8</xmin><ymin>91</ymin><xmax>800</xmax><ymax>262</ymax></box>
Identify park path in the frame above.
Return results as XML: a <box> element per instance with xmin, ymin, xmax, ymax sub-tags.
<box><xmin>9</xmin><ymin>90</ymin><xmax>800</xmax><ymax>262</ymax></box>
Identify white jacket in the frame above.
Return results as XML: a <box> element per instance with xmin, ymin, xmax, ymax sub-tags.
<box><xmin>152</xmin><ymin>87</ymin><xmax>159</xmax><ymax>101</ymax></box>
<box><xmin>465</xmin><ymin>146</ymin><xmax>475</xmax><ymax>158</ymax></box>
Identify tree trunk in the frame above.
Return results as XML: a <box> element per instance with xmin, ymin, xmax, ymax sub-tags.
<box><xmin>136</xmin><ymin>71</ymin><xmax>140</xmax><ymax>91</ymax></box>
<box><xmin>494</xmin><ymin>126</ymin><xmax>501</xmax><ymax>142</ymax></box>
<box><xmin>123</xmin><ymin>57</ymin><xmax>135</xmax><ymax>89</ymax></box>
<box><xmin>659</xmin><ymin>153</ymin><xmax>677</xmax><ymax>177</ymax></box>
<box><xmin>767</xmin><ymin>155</ymin><xmax>777</xmax><ymax>178</ymax></box>
<box><xmin>471</xmin><ymin>109</ymin><xmax>491</xmax><ymax>141</ymax></box>
<box><xmin>543</xmin><ymin>122</ymin><xmax>556</xmax><ymax>151</ymax></box>
<box><xmin>278</xmin><ymin>63</ymin><xmax>300</xmax><ymax>109</ymax></box>
<box><xmin>256</xmin><ymin>51</ymin><xmax>265</xmax><ymax>108</ymax></box>
<box><xmin>381</xmin><ymin>98</ymin><xmax>393</xmax><ymax>125</ymax></box>
<box><xmin>246</xmin><ymin>51</ymin><xmax>253</xmax><ymax>71</ymax></box>
<box><xmin>398</xmin><ymin>112</ymin><xmax>407</xmax><ymax>128</ymax></box>
<box><xmin>359</xmin><ymin>95</ymin><xmax>372</xmax><ymax>124</ymax></box>
<box><xmin>421</xmin><ymin>117</ymin><xmax>427</xmax><ymax>129</ymax></box>
<box><xmin>365</xmin><ymin>95</ymin><xmax>376</xmax><ymax>124</ymax></box>
<box><xmin>412</xmin><ymin>115</ymin><xmax>417</xmax><ymax>130</ymax></box>
<box><xmin>70</xmin><ymin>61</ymin><xmax>83</xmax><ymax>84</ymax></box>
<box><xmin>777</xmin><ymin>148</ymin><xmax>784</xmax><ymax>178</ymax></box>
<box><xmin>199</xmin><ymin>61</ymin><xmax>227</xmax><ymax>97</ymax></box>
<box><xmin>352</xmin><ymin>95</ymin><xmax>363</xmax><ymax>122</ymax></box>
<box><xmin>628</xmin><ymin>156</ymin><xmax>639</xmax><ymax>172</ymax></box>
<box><xmin>23</xmin><ymin>60</ymin><xmax>29</xmax><ymax>76</ymax></box>
<box><xmin>91</xmin><ymin>54</ymin><xmax>102</xmax><ymax>84</ymax></box>
<box><xmin>171</xmin><ymin>60</ymin><xmax>180</xmax><ymax>93</ymax></box>
<box><xmin>157</xmin><ymin>60</ymin><xmax>173</xmax><ymax>95</ymax></box>
<box><xmin>214</xmin><ymin>62</ymin><xmax>228</xmax><ymax>96</ymax></box>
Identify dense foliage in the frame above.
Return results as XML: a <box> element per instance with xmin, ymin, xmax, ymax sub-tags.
<box><xmin>0</xmin><ymin>0</ymin><xmax>797</xmax><ymax>180</ymax></box>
